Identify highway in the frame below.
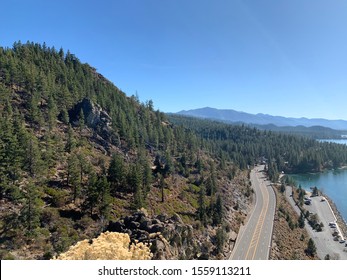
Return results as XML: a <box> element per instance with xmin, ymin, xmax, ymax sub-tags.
<box><xmin>230</xmin><ymin>165</ymin><xmax>276</xmax><ymax>260</ymax></box>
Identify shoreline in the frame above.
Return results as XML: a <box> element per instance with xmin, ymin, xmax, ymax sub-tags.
<box><xmin>323</xmin><ymin>194</ymin><xmax>347</xmax><ymax>240</ymax></box>
<box><xmin>288</xmin><ymin>170</ymin><xmax>347</xmax><ymax>236</ymax></box>
<box><xmin>285</xmin><ymin>184</ymin><xmax>347</xmax><ymax>259</ymax></box>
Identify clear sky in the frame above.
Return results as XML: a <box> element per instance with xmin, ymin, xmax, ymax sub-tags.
<box><xmin>1</xmin><ymin>0</ymin><xmax>347</xmax><ymax>119</ymax></box>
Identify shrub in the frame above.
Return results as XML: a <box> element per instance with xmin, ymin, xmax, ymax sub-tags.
<box><xmin>54</xmin><ymin>231</ymin><xmax>152</xmax><ymax>260</ymax></box>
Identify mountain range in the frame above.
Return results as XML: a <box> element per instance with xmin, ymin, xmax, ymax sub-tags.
<box><xmin>177</xmin><ymin>107</ymin><xmax>347</xmax><ymax>131</ymax></box>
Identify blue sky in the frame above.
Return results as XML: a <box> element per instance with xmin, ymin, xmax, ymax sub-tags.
<box><xmin>1</xmin><ymin>0</ymin><xmax>347</xmax><ymax>119</ymax></box>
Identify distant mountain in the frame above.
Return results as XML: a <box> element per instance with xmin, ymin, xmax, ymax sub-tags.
<box><xmin>177</xmin><ymin>107</ymin><xmax>347</xmax><ymax>131</ymax></box>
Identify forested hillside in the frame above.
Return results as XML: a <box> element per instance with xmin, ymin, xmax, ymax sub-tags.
<box><xmin>1</xmin><ymin>42</ymin><xmax>347</xmax><ymax>260</ymax></box>
<box><xmin>0</xmin><ymin>42</ymin><xmax>249</xmax><ymax>259</ymax></box>
<box><xmin>168</xmin><ymin>115</ymin><xmax>347</xmax><ymax>178</ymax></box>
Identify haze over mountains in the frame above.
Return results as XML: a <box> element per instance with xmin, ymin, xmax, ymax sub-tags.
<box><xmin>177</xmin><ymin>107</ymin><xmax>347</xmax><ymax>131</ymax></box>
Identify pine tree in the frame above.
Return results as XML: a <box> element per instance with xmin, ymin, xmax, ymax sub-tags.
<box><xmin>97</xmin><ymin>175</ymin><xmax>112</xmax><ymax>220</ymax></box>
<box><xmin>60</xmin><ymin>107</ymin><xmax>70</xmax><ymax>125</ymax></box>
<box><xmin>19</xmin><ymin>181</ymin><xmax>42</xmax><ymax>235</ymax></box>
<box><xmin>128</xmin><ymin>164</ymin><xmax>144</xmax><ymax>208</ymax></box>
<box><xmin>67</xmin><ymin>153</ymin><xmax>80</xmax><ymax>202</ymax></box>
<box><xmin>78</xmin><ymin>108</ymin><xmax>85</xmax><ymax>135</ymax></box>
<box><xmin>0</xmin><ymin>101</ymin><xmax>22</xmax><ymax>198</ymax></box>
<box><xmin>142</xmin><ymin>160</ymin><xmax>153</xmax><ymax>195</ymax></box>
<box><xmin>213</xmin><ymin>195</ymin><xmax>223</xmax><ymax>225</ymax></box>
<box><xmin>108</xmin><ymin>153</ymin><xmax>126</xmax><ymax>193</ymax></box>
<box><xmin>157</xmin><ymin>173</ymin><xmax>166</xmax><ymax>203</ymax></box>
<box><xmin>305</xmin><ymin>238</ymin><xmax>317</xmax><ymax>257</ymax></box>
<box><xmin>298</xmin><ymin>212</ymin><xmax>305</xmax><ymax>228</ymax></box>
<box><xmin>65</xmin><ymin>125</ymin><xmax>76</xmax><ymax>153</ymax></box>
<box><xmin>28</xmin><ymin>91</ymin><xmax>43</xmax><ymax>128</ymax></box>
<box><xmin>84</xmin><ymin>173</ymin><xmax>99</xmax><ymax>216</ymax></box>
<box><xmin>197</xmin><ymin>184</ymin><xmax>207</xmax><ymax>224</ymax></box>
<box><xmin>47</xmin><ymin>93</ymin><xmax>58</xmax><ymax>130</ymax></box>
<box><xmin>25</xmin><ymin>134</ymin><xmax>42</xmax><ymax>177</ymax></box>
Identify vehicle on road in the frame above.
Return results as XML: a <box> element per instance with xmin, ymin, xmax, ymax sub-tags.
<box><xmin>339</xmin><ymin>239</ymin><xmax>346</xmax><ymax>244</ymax></box>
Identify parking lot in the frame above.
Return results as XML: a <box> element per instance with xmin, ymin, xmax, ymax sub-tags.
<box><xmin>286</xmin><ymin>186</ymin><xmax>347</xmax><ymax>260</ymax></box>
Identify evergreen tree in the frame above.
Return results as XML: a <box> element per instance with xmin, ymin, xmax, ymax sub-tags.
<box><xmin>305</xmin><ymin>238</ymin><xmax>317</xmax><ymax>257</ymax></box>
<box><xmin>60</xmin><ymin>107</ymin><xmax>70</xmax><ymax>125</ymax></box>
<box><xmin>108</xmin><ymin>153</ymin><xmax>126</xmax><ymax>193</ymax></box>
<box><xmin>67</xmin><ymin>153</ymin><xmax>80</xmax><ymax>202</ymax></box>
<box><xmin>97</xmin><ymin>175</ymin><xmax>112</xmax><ymax>220</ymax></box>
<box><xmin>158</xmin><ymin>173</ymin><xmax>166</xmax><ymax>203</ymax></box>
<box><xmin>128</xmin><ymin>163</ymin><xmax>144</xmax><ymax>208</ymax></box>
<box><xmin>84</xmin><ymin>173</ymin><xmax>99</xmax><ymax>216</ymax></box>
<box><xmin>142</xmin><ymin>159</ymin><xmax>153</xmax><ymax>195</ymax></box>
<box><xmin>47</xmin><ymin>93</ymin><xmax>58</xmax><ymax>130</ymax></box>
<box><xmin>25</xmin><ymin>133</ymin><xmax>42</xmax><ymax>177</ymax></box>
<box><xmin>19</xmin><ymin>181</ymin><xmax>42</xmax><ymax>235</ymax></box>
<box><xmin>78</xmin><ymin>108</ymin><xmax>85</xmax><ymax>135</ymax></box>
<box><xmin>298</xmin><ymin>212</ymin><xmax>305</xmax><ymax>228</ymax></box>
<box><xmin>213</xmin><ymin>195</ymin><xmax>223</xmax><ymax>225</ymax></box>
<box><xmin>197</xmin><ymin>184</ymin><xmax>207</xmax><ymax>224</ymax></box>
<box><xmin>65</xmin><ymin>125</ymin><xmax>76</xmax><ymax>153</ymax></box>
<box><xmin>28</xmin><ymin>91</ymin><xmax>43</xmax><ymax>127</ymax></box>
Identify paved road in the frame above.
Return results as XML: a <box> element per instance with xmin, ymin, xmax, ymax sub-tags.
<box><xmin>230</xmin><ymin>165</ymin><xmax>276</xmax><ymax>260</ymax></box>
<box><xmin>285</xmin><ymin>186</ymin><xmax>347</xmax><ymax>260</ymax></box>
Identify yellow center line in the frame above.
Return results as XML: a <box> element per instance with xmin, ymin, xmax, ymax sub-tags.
<box><xmin>244</xmin><ymin>172</ymin><xmax>269</xmax><ymax>260</ymax></box>
<box><xmin>251</xmin><ymin>178</ymin><xmax>269</xmax><ymax>259</ymax></box>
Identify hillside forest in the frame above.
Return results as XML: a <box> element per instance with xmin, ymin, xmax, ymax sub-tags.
<box><xmin>1</xmin><ymin>41</ymin><xmax>347</xmax><ymax>259</ymax></box>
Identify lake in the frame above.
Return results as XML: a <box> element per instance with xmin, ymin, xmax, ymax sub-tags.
<box><xmin>289</xmin><ymin>138</ymin><xmax>347</xmax><ymax>222</ymax></box>
<box><xmin>318</xmin><ymin>139</ymin><xmax>347</xmax><ymax>145</ymax></box>
<box><xmin>286</xmin><ymin>138</ymin><xmax>347</xmax><ymax>222</ymax></box>
<box><xmin>290</xmin><ymin>168</ymin><xmax>347</xmax><ymax>223</ymax></box>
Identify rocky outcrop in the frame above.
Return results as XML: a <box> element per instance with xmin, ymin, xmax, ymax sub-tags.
<box><xmin>107</xmin><ymin>210</ymin><xmax>214</xmax><ymax>260</ymax></box>
<box><xmin>69</xmin><ymin>98</ymin><xmax>111</xmax><ymax>128</ymax></box>
<box><xmin>69</xmin><ymin>98</ymin><xmax>120</xmax><ymax>149</ymax></box>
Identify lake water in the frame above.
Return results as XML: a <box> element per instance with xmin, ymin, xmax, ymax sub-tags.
<box><xmin>290</xmin><ymin>139</ymin><xmax>347</xmax><ymax>223</ymax></box>
<box><xmin>318</xmin><ymin>139</ymin><xmax>347</xmax><ymax>145</ymax></box>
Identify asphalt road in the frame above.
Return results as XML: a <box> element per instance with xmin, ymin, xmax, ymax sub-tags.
<box><xmin>230</xmin><ymin>165</ymin><xmax>276</xmax><ymax>260</ymax></box>
<box><xmin>285</xmin><ymin>186</ymin><xmax>347</xmax><ymax>260</ymax></box>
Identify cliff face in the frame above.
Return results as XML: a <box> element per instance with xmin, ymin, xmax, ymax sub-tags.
<box><xmin>69</xmin><ymin>98</ymin><xmax>112</xmax><ymax>129</ymax></box>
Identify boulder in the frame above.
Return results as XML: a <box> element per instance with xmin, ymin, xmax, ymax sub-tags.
<box><xmin>107</xmin><ymin>221</ymin><xmax>124</xmax><ymax>232</ymax></box>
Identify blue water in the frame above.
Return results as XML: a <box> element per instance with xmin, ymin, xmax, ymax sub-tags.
<box><xmin>290</xmin><ymin>169</ymin><xmax>347</xmax><ymax>223</ymax></box>
<box><xmin>318</xmin><ymin>139</ymin><xmax>347</xmax><ymax>145</ymax></box>
<box><xmin>288</xmin><ymin>139</ymin><xmax>347</xmax><ymax>223</ymax></box>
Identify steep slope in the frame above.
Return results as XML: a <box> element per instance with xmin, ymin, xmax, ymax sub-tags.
<box><xmin>0</xmin><ymin>42</ymin><xmax>249</xmax><ymax>260</ymax></box>
<box><xmin>2</xmin><ymin>42</ymin><xmax>347</xmax><ymax>260</ymax></box>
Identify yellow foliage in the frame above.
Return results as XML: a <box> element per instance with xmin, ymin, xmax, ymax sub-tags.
<box><xmin>54</xmin><ymin>231</ymin><xmax>152</xmax><ymax>260</ymax></box>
